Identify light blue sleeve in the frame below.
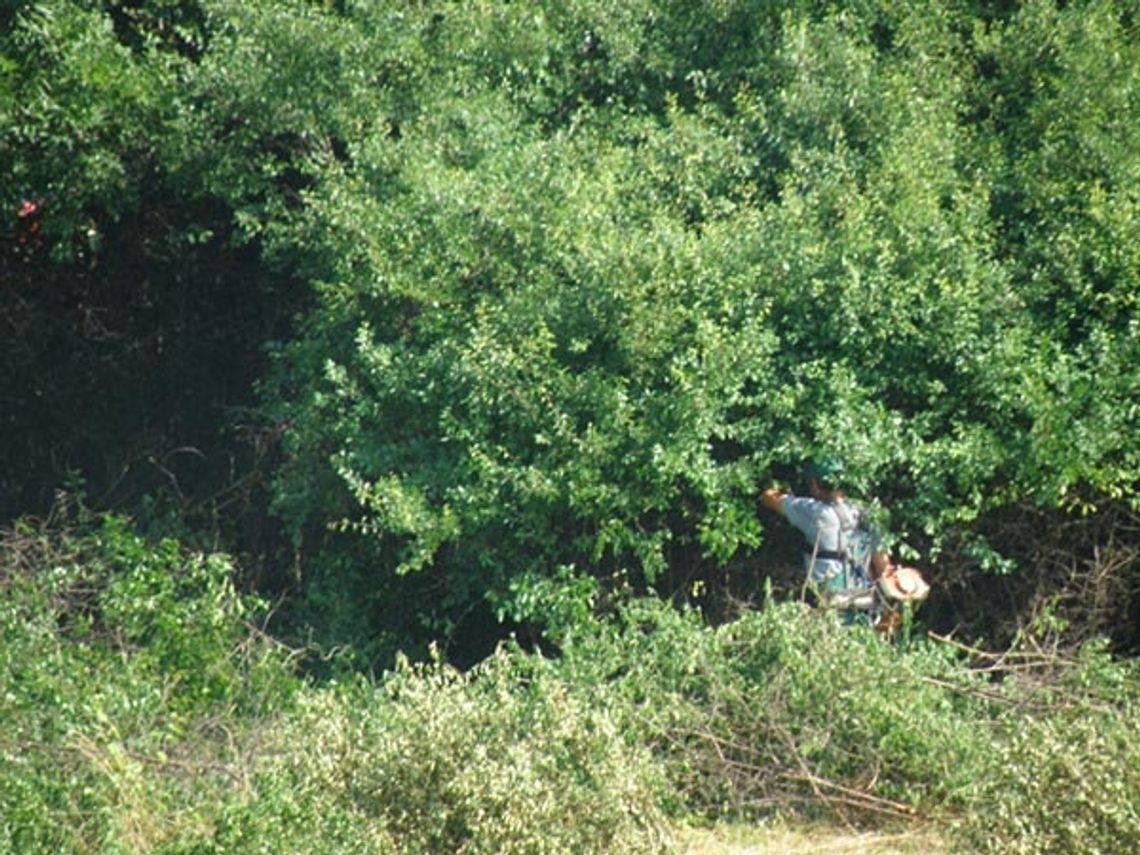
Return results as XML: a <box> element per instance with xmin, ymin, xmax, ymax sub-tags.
<box><xmin>780</xmin><ymin>496</ymin><xmax>828</xmax><ymax>544</ymax></box>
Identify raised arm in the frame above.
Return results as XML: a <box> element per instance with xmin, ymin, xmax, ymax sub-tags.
<box><xmin>760</xmin><ymin>487</ymin><xmax>786</xmax><ymax>514</ymax></box>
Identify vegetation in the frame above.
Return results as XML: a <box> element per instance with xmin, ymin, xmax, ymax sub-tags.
<box><xmin>2</xmin><ymin>0</ymin><xmax>1138</xmax><ymax>852</ymax></box>
<box><xmin>5</xmin><ymin>514</ymin><xmax>1140</xmax><ymax>853</ymax></box>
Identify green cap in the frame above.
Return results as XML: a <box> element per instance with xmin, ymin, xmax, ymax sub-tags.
<box><xmin>806</xmin><ymin>458</ymin><xmax>845</xmax><ymax>489</ymax></box>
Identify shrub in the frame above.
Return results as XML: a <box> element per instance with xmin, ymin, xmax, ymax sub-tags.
<box><xmin>556</xmin><ymin>592</ymin><xmax>1140</xmax><ymax>848</ymax></box>
<box><xmin>244</xmin><ymin>0</ymin><xmax>1140</xmax><ymax>666</ymax></box>
<box><xmin>242</xmin><ymin>651</ymin><xmax>674</xmax><ymax>855</ymax></box>
<box><xmin>0</xmin><ymin>512</ymin><xmax>673</xmax><ymax>854</ymax></box>
<box><xmin>953</xmin><ymin>641</ymin><xmax>1140</xmax><ymax>855</ymax></box>
<box><xmin>0</xmin><ymin>512</ymin><xmax>297</xmax><ymax>854</ymax></box>
<box><xmin>554</xmin><ymin>595</ymin><xmax>996</xmax><ymax>824</ymax></box>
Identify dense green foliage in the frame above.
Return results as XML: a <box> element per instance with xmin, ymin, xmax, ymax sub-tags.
<box><xmin>0</xmin><ymin>511</ymin><xmax>293</xmax><ymax>853</ymax></box>
<box><xmin>6</xmin><ymin>516</ymin><xmax>1140</xmax><ymax>853</ymax></box>
<box><xmin>2</xmin><ymin>2</ymin><xmax>1139</xmax><ymax>849</ymax></box>
<box><xmin>260</xmin><ymin>0</ymin><xmax>1139</xmax><ymax>655</ymax></box>
<box><xmin>0</xmin><ymin>515</ymin><xmax>672</xmax><ymax>854</ymax></box>
<box><xmin>959</xmin><ymin>642</ymin><xmax>1140</xmax><ymax>854</ymax></box>
<box><xmin>3</xmin><ymin>0</ymin><xmax>1138</xmax><ymax>657</ymax></box>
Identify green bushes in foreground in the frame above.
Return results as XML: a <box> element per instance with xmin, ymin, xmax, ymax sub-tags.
<box><xmin>0</xmin><ymin>512</ymin><xmax>296</xmax><ymax>854</ymax></box>
<box><xmin>954</xmin><ymin>640</ymin><xmax>1140</xmax><ymax>855</ymax></box>
<box><xmin>4</xmin><ymin>515</ymin><xmax>1140</xmax><ymax>853</ymax></box>
<box><xmin>0</xmin><ymin>516</ymin><xmax>670</xmax><ymax>854</ymax></box>
<box><xmin>547</xmin><ymin>593</ymin><xmax>1140</xmax><ymax>854</ymax></box>
<box><xmin>216</xmin><ymin>655</ymin><xmax>672</xmax><ymax>855</ymax></box>
<box><xmin>549</xmin><ymin>595</ymin><xmax>993</xmax><ymax>820</ymax></box>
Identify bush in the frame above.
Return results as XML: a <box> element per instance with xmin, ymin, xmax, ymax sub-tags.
<box><xmin>953</xmin><ymin>641</ymin><xmax>1140</xmax><ymax>855</ymax></box>
<box><xmin>552</xmin><ymin>591</ymin><xmax>1140</xmax><ymax>849</ymax></box>
<box><xmin>0</xmin><ymin>511</ymin><xmax>297</xmax><ymax>854</ymax></box>
<box><xmin>240</xmin><ymin>0</ymin><xmax>1140</xmax><ymax>664</ymax></box>
<box><xmin>0</xmin><ymin>513</ymin><xmax>673</xmax><ymax>854</ymax></box>
<box><xmin>235</xmin><ymin>651</ymin><xmax>673</xmax><ymax>855</ymax></box>
<box><xmin>550</xmin><ymin>595</ymin><xmax>996</xmax><ymax>824</ymax></box>
<box><xmin>6</xmin><ymin>509</ymin><xmax>1140</xmax><ymax>853</ymax></box>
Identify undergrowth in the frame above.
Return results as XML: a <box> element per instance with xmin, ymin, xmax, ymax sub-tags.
<box><xmin>3</xmin><ymin>513</ymin><xmax>1139</xmax><ymax>853</ymax></box>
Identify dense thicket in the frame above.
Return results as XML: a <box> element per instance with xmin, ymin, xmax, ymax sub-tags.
<box><xmin>0</xmin><ymin>0</ymin><xmax>303</xmax><ymax>571</ymax></box>
<box><xmin>2</xmin><ymin>0</ymin><xmax>1138</xmax><ymax>663</ymax></box>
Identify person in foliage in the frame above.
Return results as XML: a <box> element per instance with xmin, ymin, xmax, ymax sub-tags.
<box><xmin>761</xmin><ymin>460</ymin><xmax>928</xmax><ymax>627</ymax></box>
<box><xmin>761</xmin><ymin>459</ymin><xmax>887</xmax><ymax>594</ymax></box>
